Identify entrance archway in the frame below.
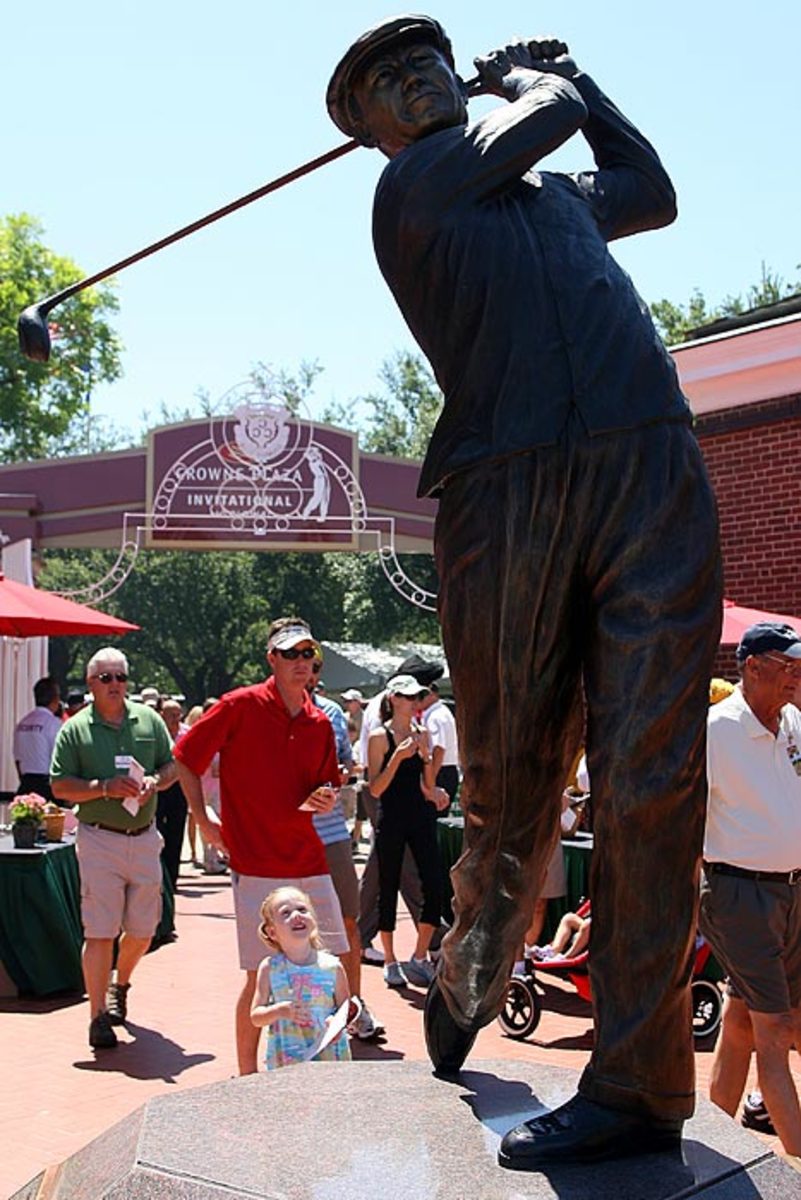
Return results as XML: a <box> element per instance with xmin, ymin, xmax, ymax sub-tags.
<box><xmin>0</xmin><ymin>382</ymin><xmax>438</xmax><ymax>611</ymax></box>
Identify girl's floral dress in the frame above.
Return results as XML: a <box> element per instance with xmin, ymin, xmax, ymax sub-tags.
<box><xmin>264</xmin><ymin>949</ymin><xmax>350</xmax><ymax>1069</ymax></box>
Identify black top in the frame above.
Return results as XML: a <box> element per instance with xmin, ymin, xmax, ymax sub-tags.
<box><xmin>379</xmin><ymin>725</ymin><xmax>430</xmax><ymax>817</ymax></box>
<box><xmin>372</xmin><ymin>70</ymin><xmax>691</xmax><ymax>497</ymax></box>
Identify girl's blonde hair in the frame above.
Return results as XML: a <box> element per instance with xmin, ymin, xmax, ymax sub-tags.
<box><xmin>258</xmin><ymin>886</ymin><xmax>324</xmax><ymax>952</ymax></box>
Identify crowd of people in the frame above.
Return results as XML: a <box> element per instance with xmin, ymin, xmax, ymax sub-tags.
<box><xmin>12</xmin><ymin>622</ymin><xmax>461</xmax><ymax>1068</ymax></box>
<box><xmin>7</xmin><ymin>611</ymin><xmax>801</xmax><ymax>1168</ymax></box>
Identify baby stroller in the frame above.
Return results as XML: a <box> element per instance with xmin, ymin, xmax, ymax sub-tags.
<box><xmin>498</xmin><ymin>900</ymin><xmax>723</xmax><ymax>1042</ymax></box>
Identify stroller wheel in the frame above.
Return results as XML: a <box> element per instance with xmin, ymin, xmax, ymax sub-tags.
<box><xmin>691</xmin><ymin>978</ymin><xmax>723</xmax><ymax>1040</ymax></box>
<box><xmin>497</xmin><ymin>975</ymin><xmax>541</xmax><ymax>1040</ymax></box>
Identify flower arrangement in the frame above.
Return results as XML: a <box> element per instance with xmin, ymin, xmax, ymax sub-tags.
<box><xmin>10</xmin><ymin>793</ymin><xmax>47</xmax><ymax>826</ymax></box>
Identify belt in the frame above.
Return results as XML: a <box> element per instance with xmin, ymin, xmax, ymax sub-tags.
<box><xmin>85</xmin><ymin>821</ymin><xmax>153</xmax><ymax>838</ymax></box>
<box><xmin>704</xmin><ymin>861</ymin><xmax>801</xmax><ymax>886</ymax></box>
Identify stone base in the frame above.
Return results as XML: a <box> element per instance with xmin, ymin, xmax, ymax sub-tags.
<box><xmin>13</xmin><ymin>1060</ymin><xmax>797</xmax><ymax>1199</ymax></box>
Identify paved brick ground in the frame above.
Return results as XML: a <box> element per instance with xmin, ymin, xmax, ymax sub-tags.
<box><xmin>0</xmin><ymin>851</ymin><xmax>794</xmax><ymax>1198</ymax></box>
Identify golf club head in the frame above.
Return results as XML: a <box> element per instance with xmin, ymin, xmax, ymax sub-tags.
<box><xmin>18</xmin><ymin>303</ymin><xmax>52</xmax><ymax>363</ymax></box>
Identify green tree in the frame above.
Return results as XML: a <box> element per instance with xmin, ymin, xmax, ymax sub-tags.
<box><xmin>251</xmin><ymin>552</ymin><xmax>346</xmax><ymax>641</ymax></box>
<box><xmin>329</xmin><ymin>553</ymin><xmax>440</xmax><ymax>644</ymax></box>
<box><xmin>116</xmin><ymin>552</ymin><xmax>275</xmax><ymax>702</ymax></box>
<box><xmin>37</xmin><ymin>549</ymin><xmax>125</xmax><ymax>691</ymax></box>
<box><xmin>323</xmin><ymin>350</ymin><xmax>442</xmax><ymax>459</ymax></box>
<box><xmin>0</xmin><ymin>214</ymin><xmax>123</xmax><ymax>460</ymax></box>
<box><xmin>650</xmin><ymin>261</ymin><xmax>801</xmax><ymax>345</ymax></box>
<box><xmin>40</xmin><ymin>547</ymin><xmax>354</xmax><ymax>704</ymax></box>
<box><xmin>321</xmin><ymin>349</ymin><xmax>443</xmax><ymax>640</ymax></box>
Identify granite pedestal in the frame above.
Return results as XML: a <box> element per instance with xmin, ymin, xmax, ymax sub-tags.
<box><xmin>13</xmin><ymin>1060</ymin><xmax>798</xmax><ymax>1199</ymax></box>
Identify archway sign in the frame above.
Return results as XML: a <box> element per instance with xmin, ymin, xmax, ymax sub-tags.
<box><xmin>0</xmin><ymin>383</ymin><xmax>438</xmax><ymax>612</ymax></box>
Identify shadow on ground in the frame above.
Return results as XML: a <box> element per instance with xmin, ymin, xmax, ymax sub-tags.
<box><xmin>73</xmin><ymin>1022</ymin><xmax>215</xmax><ymax>1082</ymax></box>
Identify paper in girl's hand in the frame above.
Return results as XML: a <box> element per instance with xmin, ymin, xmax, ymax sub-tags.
<box><xmin>303</xmin><ymin>997</ymin><xmax>355</xmax><ymax>1060</ymax></box>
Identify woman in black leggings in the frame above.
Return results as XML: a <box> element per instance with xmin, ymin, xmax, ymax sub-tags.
<box><xmin>368</xmin><ymin>674</ymin><xmax>448</xmax><ymax>989</ymax></box>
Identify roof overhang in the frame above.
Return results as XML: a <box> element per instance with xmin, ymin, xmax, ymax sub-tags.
<box><xmin>671</xmin><ymin>312</ymin><xmax>801</xmax><ymax>415</ymax></box>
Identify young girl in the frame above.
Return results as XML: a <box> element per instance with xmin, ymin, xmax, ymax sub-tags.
<box><xmin>250</xmin><ymin>886</ymin><xmax>351</xmax><ymax>1069</ymax></box>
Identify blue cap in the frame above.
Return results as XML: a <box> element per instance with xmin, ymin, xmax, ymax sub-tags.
<box><xmin>735</xmin><ymin>621</ymin><xmax>801</xmax><ymax>664</ymax></box>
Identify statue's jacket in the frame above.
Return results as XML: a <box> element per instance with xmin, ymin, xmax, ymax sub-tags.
<box><xmin>372</xmin><ymin>70</ymin><xmax>691</xmax><ymax>498</ymax></box>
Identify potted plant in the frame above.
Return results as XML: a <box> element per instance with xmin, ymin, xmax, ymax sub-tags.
<box><xmin>42</xmin><ymin>802</ymin><xmax>67</xmax><ymax>842</ymax></box>
<box><xmin>10</xmin><ymin>793</ymin><xmax>47</xmax><ymax>849</ymax></box>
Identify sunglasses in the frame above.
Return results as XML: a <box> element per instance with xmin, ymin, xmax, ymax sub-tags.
<box><xmin>273</xmin><ymin>646</ymin><xmax>316</xmax><ymax>660</ymax></box>
<box><xmin>762</xmin><ymin>653</ymin><xmax>801</xmax><ymax>678</ymax></box>
<box><xmin>94</xmin><ymin>672</ymin><xmax>128</xmax><ymax>684</ymax></box>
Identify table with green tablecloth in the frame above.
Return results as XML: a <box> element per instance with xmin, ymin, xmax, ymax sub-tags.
<box><xmin>436</xmin><ymin>817</ymin><xmax>593</xmax><ymax>930</ymax></box>
<box><xmin>0</xmin><ymin>833</ymin><xmax>175</xmax><ymax>996</ymax></box>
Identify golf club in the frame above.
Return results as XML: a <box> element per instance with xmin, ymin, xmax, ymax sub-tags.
<box><xmin>18</xmin><ymin>140</ymin><xmax>358</xmax><ymax>363</ymax></box>
<box><xmin>19</xmin><ymin>40</ymin><xmax>567</xmax><ymax>364</ymax></box>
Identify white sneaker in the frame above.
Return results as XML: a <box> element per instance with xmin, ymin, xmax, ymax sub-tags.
<box><xmin>529</xmin><ymin>944</ymin><xmax>557</xmax><ymax>961</ymax></box>
<box><xmin>383</xmin><ymin>961</ymin><xmax>408</xmax><ymax>988</ymax></box>
<box><xmin>362</xmin><ymin>945</ymin><xmax>385</xmax><ymax>965</ymax></box>
<box><xmin>404</xmin><ymin>956</ymin><xmax>436</xmax><ymax>986</ymax></box>
<box><xmin>349</xmin><ymin>1000</ymin><xmax>385</xmax><ymax>1039</ymax></box>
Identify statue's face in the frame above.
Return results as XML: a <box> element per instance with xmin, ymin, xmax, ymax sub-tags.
<box><xmin>353</xmin><ymin>41</ymin><xmax>466</xmax><ymax>156</ymax></box>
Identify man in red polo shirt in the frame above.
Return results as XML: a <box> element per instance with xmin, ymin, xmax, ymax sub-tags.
<box><xmin>175</xmin><ymin>616</ymin><xmax>347</xmax><ymax>1074</ymax></box>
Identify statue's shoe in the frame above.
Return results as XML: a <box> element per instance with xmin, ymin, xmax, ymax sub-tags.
<box><xmin>423</xmin><ymin>976</ymin><xmax>479</xmax><ymax>1077</ymax></box>
<box><xmin>498</xmin><ymin>1094</ymin><xmax>683</xmax><ymax>1169</ymax></box>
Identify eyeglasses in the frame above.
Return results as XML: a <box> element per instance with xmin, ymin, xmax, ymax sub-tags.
<box><xmin>762</xmin><ymin>654</ymin><xmax>801</xmax><ymax>679</ymax></box>
<box><xmin>94</xmin><ymin>672</ymin><xmax>128</xmax><ymax>684</ymax></box>
<box><xmin>273</xmin><ymin>646</ymin><xmax>316</xmax><ymax>660</ymax></box>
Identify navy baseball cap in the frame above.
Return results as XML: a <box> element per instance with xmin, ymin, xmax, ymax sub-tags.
<box><xmin>735</xmin><ymin>621</ymin><xmax>801</xmax><ymax>664</ymax></box>
<box><xmin>326</xmin><ymin>14</ymin><xmax>455</xmax><ymax>141</ymax></box>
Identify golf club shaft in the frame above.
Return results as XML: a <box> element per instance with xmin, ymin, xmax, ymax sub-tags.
<box><xmin>33</xmin><ymin>139</ymin><xmax>359</xmax><ymax>318</ymax></box>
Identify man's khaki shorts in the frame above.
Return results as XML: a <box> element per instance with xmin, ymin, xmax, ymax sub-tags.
<box><xmin>76</xmin><ymin>822</ymin><xmax>163</xmax><ymax>940</ymax></box>
<box><xmin>700</xmin><ymin>868</ymin><xmax>801</xmax><ymax>1012</ymax></box>
<box><xmin>324</xmin><ymin>838</ymin><xmax>360</xmax><ymax>920</ymax></box>
<box><xmin>231</xmin><ymin>871</ymin><xmax>348</xmax><ymax>970</ymax></box>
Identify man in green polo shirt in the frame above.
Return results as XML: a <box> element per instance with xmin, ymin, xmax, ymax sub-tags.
<box><xmin>51</xmin><ymin>646</ymin><xmax>175</xmax><ymax>1050</ymax></box>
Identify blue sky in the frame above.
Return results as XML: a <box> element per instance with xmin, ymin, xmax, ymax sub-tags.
<box><xmin>6</xmin><ymin>2</ymin><xmax>799</xmax><ymax>434</ymax></box>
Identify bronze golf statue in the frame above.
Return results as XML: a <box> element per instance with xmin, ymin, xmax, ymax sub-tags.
<box><xmin>327</xmin><ymin>16</ymin><xmax>722</xmax><ymax>1169</ymax></box>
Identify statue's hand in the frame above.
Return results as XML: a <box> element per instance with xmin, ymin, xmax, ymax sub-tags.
<box><xmin>472</xmin><ymin>37</ymin><xmax>576</xmax><ymax>96</ymax></box>
<box><xmin>527</xmin><ymin>37</ymin><xmax>576</xmax><ymax>78</ymax></box>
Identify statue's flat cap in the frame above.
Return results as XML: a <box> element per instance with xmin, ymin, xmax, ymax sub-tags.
<box><xmin>326</xmin><ymin>14</ymin><xmax>454</xmax><ymax>139</ymax></box>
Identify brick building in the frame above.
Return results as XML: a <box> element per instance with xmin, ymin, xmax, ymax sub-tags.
<box><xmin>674</xmin><ymin>298</ymin><xmax>801</xmax><ymax>676</ymax></box>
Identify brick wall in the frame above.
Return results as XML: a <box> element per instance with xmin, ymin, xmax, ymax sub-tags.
<box><xmin>695</xmin><ymin>393</ymin><xmax>801</xmax><ymax>679</ymax></box>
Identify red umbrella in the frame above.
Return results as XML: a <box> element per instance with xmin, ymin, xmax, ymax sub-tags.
<box><xmin>721</xmin><ymin>599</ymin><xmax>801</xmax><ymax>646</ymax></box>
<box><xmin>0</xmin><ymin>572</ymin><xmax>139</xmax><ymax>637</ymax></box>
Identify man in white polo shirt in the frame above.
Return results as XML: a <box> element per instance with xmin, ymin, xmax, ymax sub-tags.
<box><xmin>700</xmin><ymin>621</ymin><xmax>801</xmax><ymax>1161</ymax></box>
<box><xmin>421</xmin><ymin>684</ymin><xmax>460</xmax><ymax>806</ymax></box>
